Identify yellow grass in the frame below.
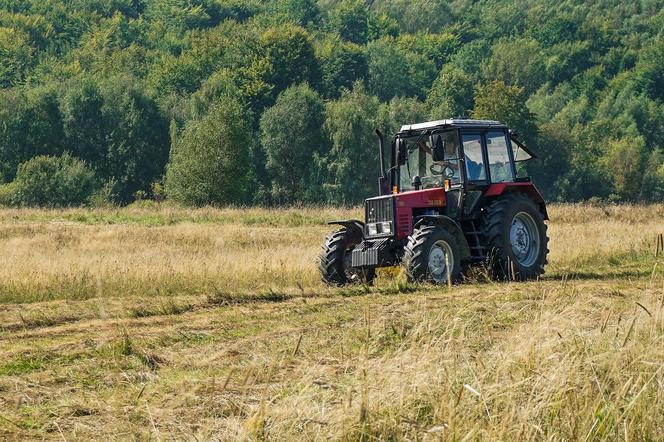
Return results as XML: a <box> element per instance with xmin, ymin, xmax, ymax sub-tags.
<box><xmin>0</xmin><ymin>204</ymin><xmax>661</xmax><ymax>303</ymax></box>
<box><xmin>0</xmin><ymin>204</ymin><xmax>662</xmax><ymax>440</ymax></box>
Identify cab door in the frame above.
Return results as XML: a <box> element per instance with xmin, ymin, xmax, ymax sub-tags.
<box><xmin>430</xmin><ymin>130</ymin><xmax>463</xmax><ymax>219</ymax></box>
<box><xmin>459</xmin><ymin>132</ymin><xmax>490</xmax><ymax>217</ymax></box>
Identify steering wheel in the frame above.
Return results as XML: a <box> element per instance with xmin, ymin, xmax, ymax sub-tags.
<box><xmin>430</xmin><ymin>163</ymin><xmax>455</xmax><ymax>179</ymax></box>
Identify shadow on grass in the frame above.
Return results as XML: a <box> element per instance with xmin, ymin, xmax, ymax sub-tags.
<box><xmin>543</xmin><ymin>268</ymin><xmax>656</xmax><ymax>281</ymax></box>
<box><xmin>206</xmin><ymin>282</ymin><xmax>421</xmax><ymax>307</ymax></box>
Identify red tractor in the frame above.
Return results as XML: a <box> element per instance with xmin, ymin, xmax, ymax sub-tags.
<box><xmin>319</xmin><ymin>119</ymin><xmax>549</xmax><ymax>285</ymax></box>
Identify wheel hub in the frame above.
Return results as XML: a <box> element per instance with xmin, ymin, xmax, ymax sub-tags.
<box><xmin>509</xmin><ymin>212</ymin><xmax>540</xmax><ymax>267</ymax></box>
<box><xmin>428</xmin><ymin>240</ymin><xmax>452</xmax><ymax>283</ymax></box>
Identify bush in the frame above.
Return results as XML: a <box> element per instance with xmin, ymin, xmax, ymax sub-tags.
<box><xmin>11</xmin><ymin>153</ymin><xmax>97</xmax><ymax>207</ymax></box>
<box><xmin>260</xmin><ymin>84</ymin><xmax>326</xmax><ymax>204</ymax></box>
<box><xmin>165</xmin><ymin>96</ymin><xmax>252</xmax><ymax>206</ymax></box>
<box><xmin>0</xmin><ymin>183</ymin><xmax>16</xmax><ymax>206</ymax></box>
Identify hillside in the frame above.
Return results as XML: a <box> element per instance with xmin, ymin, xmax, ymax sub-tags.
<box><xmin>1</xmin><ymin>0</ymin><xmax>663</xmax><ymax>206</ymax></box>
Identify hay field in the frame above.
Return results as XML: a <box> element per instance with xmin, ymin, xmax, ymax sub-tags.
<box><xmin>0</xmin><ymin>204</ymin><xmax>663</xmax><ymax>440</ymax></box>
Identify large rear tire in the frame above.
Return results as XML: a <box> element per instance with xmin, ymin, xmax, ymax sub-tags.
<box><xmin>319</xmin><ymin>228</ymin><xmax>376</xmax><ymax>286</ymax></box>
<box><xmin>482</xmin><ymin>193</ymin><xmax>549</xmax><ymax>281</ymax></box>
<box><xmin>403</xmin><ymin>225</ymin><xmax>461</xmax><ymax>284</ymax></box>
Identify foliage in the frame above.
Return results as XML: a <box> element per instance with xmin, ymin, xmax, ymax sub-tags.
<box><xmin>366</xmin><ymin>36</ymin><xmax>437</xmax><ymax>101</ymax></box>
<box><xmin>315</xmin><ymin>35</ymin><xmax>367</xmax><ymax>98</ymax></box>
<box><xmin>258</xmin><ymin>24</ymin><xmax>318</xmax><ymax>101</ymax></box>
<box><xmin>0</xmin><ymin>26</ymin><xmax>33</xmax><ymax>87</ymax></box>
<box><xmin>427</xmin><ymin>66</ymin><xmax>474</xmax><ymax>119</ymax></box>
<box><xmin>472</xmin><ymin>81</ymin><xmax>538</xmax><ymax>144</ymax></box>
<box><xmin>1</xmin><ymin>0</ymin><xmax>664</xmax><ymax>205</ymax></box>
<box><xmin>0</xmin><ymin>85</ymin><xmax>65</xmax><ymax>183</ymax></box>
<box><xmin>328</xmin><ymin>0</ymin><xmax>368</xmax><ymax>45</ymax></box>
<box><xmin>9</xmin><ymin>153</ymin><xmax>97</xmax><ymax>207</ymax></box>
<box><xmin>259</xmin><ymin>84</ymin><xmax>326</xmax><ymax>204</ymax></box>
<box><xmin>481</xmin><ymin>37</ymin><xmax>545</xmax><ymax>95</ymax></box>
<box><xmin>323</xmin><ymin>83</ymin><xmax>383</xmax><ymax>204</ymax></box>
<box><xmin>165</xmin><ymin>96</ymin><xmax>251</xmax><ymax>206</ymax></box>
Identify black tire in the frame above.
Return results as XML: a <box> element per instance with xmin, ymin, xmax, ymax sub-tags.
<box><xmin>319</xmin><ymin>228</ymin><xmax>376</xmax><ymax>286</ymax></box>
<box><xmin>403</xmin><ymin>225</ymin><xmax>461</xmax><ymax>284</ymax></box>
<box><xmin>481</xmin><ymin>192</ymin><xmax>549</xmax><ymax>281</ymax></box>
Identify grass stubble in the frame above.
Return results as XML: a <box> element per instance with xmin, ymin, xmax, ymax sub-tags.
<box><xmin>0</xmin><ymin>203</ymin><xmax>662</xmax><ymax>440</ymax></box>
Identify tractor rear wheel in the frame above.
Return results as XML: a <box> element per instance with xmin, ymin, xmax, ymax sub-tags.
<box><xmin>403</xmin><ymin>225</ymin><xmax>461</xmax><ymax>284</ymax></box>
<box><xmin>482</xmin><ymin>193</ymin><xmax>549</xmax><ymax>281</ymax></box>
<box><xmin>319</xmin><ymin>228</ymin><xmax>375</xmax><ymax>286</ymax></box>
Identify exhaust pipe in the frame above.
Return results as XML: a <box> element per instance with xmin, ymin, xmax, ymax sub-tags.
<box><xmin>375</xmin><ymin>129</ymin><xmax>385</xmax><ymax>178</ymax></box>
<box><xmin>375</xmin><ymin>129</ymin><xmax>388</xmax><ymax>195</ymax></box>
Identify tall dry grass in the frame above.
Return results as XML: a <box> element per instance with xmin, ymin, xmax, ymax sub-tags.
<box><xmin>0</xmin><ymin>204</ymin><xmax>661</xmax><ymax>303</ymax></box>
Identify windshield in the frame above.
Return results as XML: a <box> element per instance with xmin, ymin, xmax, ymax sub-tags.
<box><xmin>399</xmin><ymin>130</ymin><xmax>461</xmax><ymax>191</ymax></box>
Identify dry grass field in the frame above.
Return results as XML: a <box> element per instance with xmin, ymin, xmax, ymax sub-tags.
<box><xmin>0</xmin><ymin>204</ymin><xmax>663</xmax><ymax>440</ymax></box>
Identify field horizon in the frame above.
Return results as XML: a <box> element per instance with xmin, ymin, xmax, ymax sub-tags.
<box><xmin>1</xmin><ymin>204</ymin><xmax>663</xmax><ymax>440</ymax></box>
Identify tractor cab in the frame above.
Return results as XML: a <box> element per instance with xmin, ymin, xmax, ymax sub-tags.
<box><xmin>320</xmin><ymin>119</ymin><xmax>549</xmax><ymax>286</ymax></box>
<box><xmin>388</xmin><ymin>119</ymin><xmax>536</xmax><ymax>217</ymax></box>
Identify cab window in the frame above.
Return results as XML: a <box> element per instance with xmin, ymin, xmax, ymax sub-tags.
<box><xmin>461</xmin><ymin>134</ymin><xmax>486</xmax><ymax>182</ymax></box>
<box><xmin>486</xmin><ymin>132</ymin><xmax>515</xmax><ymax>183</ymax></box>
<box><xmin>399</xmin><ymin>131</ymin><xmax>461</xmax><ymax>191</ymax></box>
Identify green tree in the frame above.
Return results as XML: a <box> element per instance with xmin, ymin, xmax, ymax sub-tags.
<box><xmin>481</xmin><ymin>37</ymin><xmax>545</xmax><ymax>95</ymax></box>
<box><xmin>641</xmin><ymin>149</ymin><xmax>664</xmax><ymax>201</ymax></box>
<box><xmin>273</xmin><ymin>0</ymin><xmax>320</xmax><ymax>28</ymax></box>
<box><xmin>366</xmin><ymin>36</ymin><xmax>437</xmax><ymax>101</ymax></box>
<box><xmin>10</xmin><ymin>153</ymin><xmax>97</xmax><ymax>207</ymax></box>
<box><xmin>600</xmin><ymin>135</ymin><xmax>647</xmax><ymax>201</ymax></box>
<box><xmin>315</xmin><ymin>35</ymin><xmax>367</xmax><ymax>98</ymax></box>
<box><xmin>259</xmin><ymin>24</ymin><xmax>318</xmax><ymax>99</ymax></box>
<box><xmin>323</xmin><ymin>83</ymin><xmax>383</xmax><ymax>204</ymax></box>
<box><xmin>260</xmin><ymin>84</ymin><xmax>326</xmax><ymax>204</ymax></box>
<box><xmin>0</xmin><ymin>86</ymin><xmax>65</xmax><ymax>183</ymax></box>
<box><xmin>634</xmin><ymin>37</ymin><xmax>664</xmax><ymax>102</ymax></box>
<box><xmin>544</xmin><ymin>41</ymin><xmax>592</xmax><ymax>86</ymax></box>
<box><xmin>0</xmin><ymin>26</ymin><xmax>33</xmax><ymax>87</ymax></box>
<box><xmin>61</xmin><ymin>79</ymin><xmax>107</xmax><ymax>169</ymax></box>
<box><xmin>426</xmin><ymin>66</ymin><xmax>474</xmax><ymax>119</ymax></box>
<box><xmin>100</xmin><ymin>77</ymin><xmax>170</xmax><ymax>202</ymax></box>
<box><xmin>374</xmin><ymin>0</ymin><xmax>453</xmax><ymax>34</ymax></box>
<box><xmin>328</xmin><ymin>0</ymin><xmax>368</xmax><ymax>45</ymax></box>
<box><xmin>380</xmin><ymin>96</ymin><xmax>427</xmax><ymax>139</ymax></box>
<box><xmin>472</xmin><ymin>81</ymin><xmax>538</xmax><ymax>144</ymax></box>
<box><xmin>165</xmin><ymin>96</ymin><xmax>252</xmax><ymax>206</ymax></box>
<box><xmin>397</xmin><ymin>33</ymin><xmax>460</xmax><ymax>70</ymax></box>
<box><xmin>528</xmin><ymin>121</ymin><xmax>572</xmax><ymax>200</ymax></box>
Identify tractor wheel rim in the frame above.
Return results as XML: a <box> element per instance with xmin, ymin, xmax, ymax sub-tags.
<box><xmin>428</xmin><ymin>240</ymin><xmax>453</xmax><ymax>284</ymax></box>
<box><xmin>510</xmin><ymin>212</ymin><xmax>540</xmax><ymax>267</ymax></box>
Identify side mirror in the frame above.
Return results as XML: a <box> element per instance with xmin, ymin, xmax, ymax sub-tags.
<box><xmin>432</xmin><ymin>134</ymin><xmax>445</xmax><ymax>162</ymax></box>
<box><xmin>378</xmin><ymin>176</ymin><xmax>389</xmax><ymax>195</ymax></box>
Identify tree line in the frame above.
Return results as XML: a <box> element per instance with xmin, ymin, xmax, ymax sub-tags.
<box><xmin>0</xmin><ymin>0</ymin><xmax>663</xmax><ymax>207</ymax></box>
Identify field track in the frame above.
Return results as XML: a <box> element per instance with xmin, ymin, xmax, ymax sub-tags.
<box><xmin>1</xmin><ymin>204</ymin><xmax>663</xmax><ymax>440</ymax></box>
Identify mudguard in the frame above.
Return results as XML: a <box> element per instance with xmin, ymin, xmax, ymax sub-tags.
<box><xmin>413</xmin><ymin>215</ymin><xmax>471</xmax><ymax>260</ymax></box>
<box><xmin>328</xmin><ymin>220</ymin><xmax>365</xmax><ymax>238</ymax></box>
<box><xmin>485</xmin><ymin>182</ymin><xmax>549</xmax><ymax>220</ymax></box>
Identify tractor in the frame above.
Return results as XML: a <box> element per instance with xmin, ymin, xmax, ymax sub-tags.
<box><xmin>319</xmin><ymin>119</ymin><xmax>549</xmax><ymax>285</ymax></box>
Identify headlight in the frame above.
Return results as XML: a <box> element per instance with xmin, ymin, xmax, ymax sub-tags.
<box><xmin>367</xmin><ymin>222</ymin><xmax>392</xmax><ymax>235</ymax></box>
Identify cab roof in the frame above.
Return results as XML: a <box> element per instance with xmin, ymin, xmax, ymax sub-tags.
<box><xmin>399</xmin><ymin>119</ymin><xmax>507</xmax><ymax>133</ymax></box>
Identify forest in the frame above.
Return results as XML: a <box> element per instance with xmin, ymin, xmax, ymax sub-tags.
<box><xmin>0</xmin><ymin>0</ymin><xmax>663</xmax><ymax>206</ymax></box>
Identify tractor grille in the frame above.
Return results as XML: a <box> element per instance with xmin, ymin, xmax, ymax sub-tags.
<box><xmin>365</xmin><ymin>197</ymin><xmax>394</xmax><ymax>224</ymax></box>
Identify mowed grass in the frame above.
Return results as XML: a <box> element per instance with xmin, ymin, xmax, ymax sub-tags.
<box><xmin>0</xmin><ymin>204</ymin><xmax>663</xmax><ymax>440</ymax></box>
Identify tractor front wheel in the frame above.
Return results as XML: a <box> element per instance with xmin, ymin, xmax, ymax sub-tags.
<box><xmin>319</xmin><ymin>228</ymin><xmax>375</xmax><ymax>286</ymax></box>
<box><xmin>482</xmin><ymin>193</ymin><xmax>549</xmax><ymax>280</ymax></box>
<box><xmin>403</xmin><ymin>225</ymin><xmax>461</xmax><ymax>284</ymax></box>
